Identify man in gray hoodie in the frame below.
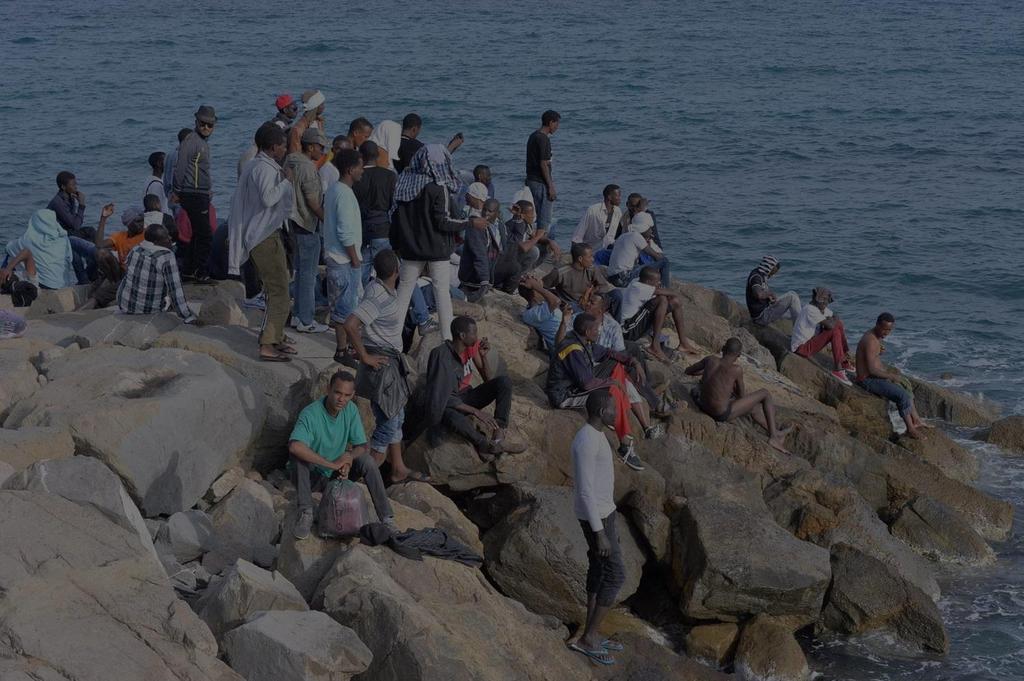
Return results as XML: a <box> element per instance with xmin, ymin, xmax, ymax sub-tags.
<box><xmin>173</xmin><ymin>105</ymin><xmax>217</xmax><ymax>282</ymax></box>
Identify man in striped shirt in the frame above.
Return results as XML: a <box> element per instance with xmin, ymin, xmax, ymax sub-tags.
<box><xmin>116</xmin><ymin>224</ymin><xmax>196</xmax><ymax>323</ymax></box>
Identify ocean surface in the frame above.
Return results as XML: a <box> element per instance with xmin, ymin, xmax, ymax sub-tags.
<box><xmin>2</xmin><ymin>0</ymin><xmax>1022</xmax><ymax>678</ymax></box>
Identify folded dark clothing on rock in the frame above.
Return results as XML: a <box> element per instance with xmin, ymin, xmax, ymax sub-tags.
<box><xmin>359</xmin><ymin>523</ymin><xmax>482</xmax><ymax>566</ymax></box>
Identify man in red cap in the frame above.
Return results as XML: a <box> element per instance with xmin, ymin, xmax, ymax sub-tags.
<box><xmin>273</xmin><ymin>94</ymin><xmax>298</xmax><ymax>129</ymax></box>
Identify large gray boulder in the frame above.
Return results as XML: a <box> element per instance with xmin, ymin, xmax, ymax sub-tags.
<box><xmin>222</xmin><ymin>610</ymin><xmax>371</xmax><ymax>681</ymax></box>
<box><xmin>319</xmin><ymin>544</ymin><xmax>593</xmax><ymax>681</ymax></box>
<box><xmin>203</xmin><ymin>479</ymin><xmax>279</xmax><ymax>573</ymax></box>
<box><xmin>72</xmin><ymin>311</ymin><xmax>182</xmax><ymax>349</ymax></box>
<box><xmin>0</xmin><ymin>489</ymin><xmax>241</xmax><ymax>681</ymax></box>
<box><xmin>0</xmin><ymin>337</ymin><xmax>50</xmax><ymax>419</ymax></box>
<box><xmin>482</xmin><ymin>485</ymin><xmax>646</xmax><ymax>623</ymax></box>
<box><xmin>672</xmin><ymin>497</ymin><xmax>831</xmax><ymax>625</ymax></box>
<box><xmin>3</xmin><ymin>456</ymin><xmax>157</xmax><ymax>562</ymax></box>
<box><xmin>196</xmin><ymin>559</ymin><xmax>308</xmax><ymax>638</ymax></box>
<box><xmin>821</xmin><ymin>543</ymin><xmax>949</xmax><ymax>653</ymax></box>
<box><xmin>891</xmin><ymin>497</ymin><xmax>995</xmax><ymax>565</ymax></box>
<box><xmin>3</xmin><ymin>346</ymin><xmax>265</xmax><ymax>516</ymax></box>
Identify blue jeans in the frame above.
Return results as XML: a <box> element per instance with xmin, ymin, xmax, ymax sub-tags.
<box><xmin>326</xmin><ymin>263</ymin><xmax>362</xmax><ymax>324</ymax></box>
<box><xmin>370</xmin><ymin>402</ymin><xmax>405</xmax><ymax>453</ymax></box>
<box><xmin>291</xmin><ymin>227</ymin><xmax>321</xmax><ymax>326</ymax></box>
<box><xmin>527</xmin><ymin>179</ymin><xmax>553</xmax><ymax>234</ymax></box>
<box><xmin>855</xmin><ymin>377</ymin><xmax>914</xmax><ymax>417</ymax></box>
<box><xmin>70</xmin><ymin>236</ymin><xmax>97</xmax><ymax>284</ymax></box>
<box><xmin>608</xmin><ymin>257</ymin><xmax>671</xmax><ymax>289</ymax></box>
<box><xmin>361</xmin><ymin>237</ymin><xmax>391</xmax><ymax>286</ymax></box>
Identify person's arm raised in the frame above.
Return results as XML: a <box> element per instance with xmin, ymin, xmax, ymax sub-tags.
<box><xmin>93</xmin><ymin>203</ymin><xmax>116</xmax><ymax>248</ymax></box>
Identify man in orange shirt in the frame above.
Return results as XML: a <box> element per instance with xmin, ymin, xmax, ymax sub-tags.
<box><xmin>95</xmin><ymin>203</ymin><xmax>146</xmax><ymax>268</ymax></box>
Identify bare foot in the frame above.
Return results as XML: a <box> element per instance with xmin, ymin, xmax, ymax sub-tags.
<box><xmin>906</xmin><ymin>427</ymin><xmax>923</xmax><ymax>440</ymax></box>
<box><xmin>769</xmin><ymin>433</ymin><xmax>790</xmax><ymax>454</ymax></box>
<box><xmin>680</xmin><ymin>340</ymin><xmax>701</xmax><ymax>354</ymax></box>
<box><xmin>917</xmin><ymin>421</ymin><xmax>936</xmax><ymax>430</ymax></box>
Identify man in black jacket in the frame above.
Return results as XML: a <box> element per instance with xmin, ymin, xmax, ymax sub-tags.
<box><xmin>416</xmin><ymin>316</ymin><xmax>526</xmax><ymax>460</ymax></box>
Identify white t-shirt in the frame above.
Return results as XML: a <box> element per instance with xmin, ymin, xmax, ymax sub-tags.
<box><xmin>319</xmin><ymin>162</ymin><xmax>340</xmax><ymax>194</ymax></box>
<box><xmin>608</xmin><ymin>231</ymin><xmax>648</xmax><ymax>276</ymax></box>
<box><xmin>142</xmin><ymin>175</ymin><xmax>167</xmax><ymax>214</ymax></box>
<box><xmin>791</xmin><ymin>304</ymin><xmax>833</xmax><ymax>351</ymax></box>
<box><xmin>619</xmin><ymin>280</ymin><xmax>656</xmax><ymax>321</ymax></box>
<box><xmin>572</xmin><ymin>423</ymin><xmax>616</xmax><ymax>532</ymax></box>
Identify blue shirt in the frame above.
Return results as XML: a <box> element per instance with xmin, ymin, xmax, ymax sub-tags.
<box><xmin>323</xmin><ymin>182</ymin><xmax>362</xmax><ymax>265</ymax></box>
<box><xmin>288</xmin><ymin>398</ymin><xmax>367</xmax><ymax>478</ymax></box>
<box><xmin>522</xmin><ymin>303</ymin><xmax>563</xmax><ymax>351</ymax></box>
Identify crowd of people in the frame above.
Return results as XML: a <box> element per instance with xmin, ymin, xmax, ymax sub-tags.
<box><xmin>0</xmin><ymin>93</ymin><xmax>928</xmax><ymax>667</ymax></box>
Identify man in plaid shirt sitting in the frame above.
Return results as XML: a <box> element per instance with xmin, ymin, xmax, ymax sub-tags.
<box><xmin>116</xmin><ymin>224</ymin><xmax>197</xmax><ymax>323</ymax></box>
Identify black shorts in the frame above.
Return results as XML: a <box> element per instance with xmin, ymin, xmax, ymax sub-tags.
<box><xmin>621</xmin><ymin>299</ymin><xmax>657</xmax><ymax>342</ymax></box>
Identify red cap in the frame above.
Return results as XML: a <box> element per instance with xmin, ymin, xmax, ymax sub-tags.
<box><xmin>275</xmin><ymin>93</ymin><xmax>294</xmax><ymax>110</ymax></box>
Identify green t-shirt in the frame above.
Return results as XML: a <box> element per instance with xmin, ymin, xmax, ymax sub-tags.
<box><xmin>288</xmin><ymin>398</ymin><xmax>367</xmax><ymax>477</ymax></box>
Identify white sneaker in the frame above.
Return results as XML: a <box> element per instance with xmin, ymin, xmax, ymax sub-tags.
<box><xmin>243</xmin><ymin>292</ymin><xmax>266</xmax><ymax>310</ymax></box>
<box><xmin>831</xmin><ymin>369</ymin><xmax>853</xmax><ymax>386</ymax></box>
<box><xmin>295</xmin><ymin>320</ymin><xmax>330</xmax><ymax>334</ymax></box>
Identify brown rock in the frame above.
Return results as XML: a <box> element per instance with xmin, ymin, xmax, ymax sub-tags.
<box><xmin>0</xmin><ymin>425</ymin><xmax>74</xmax><ymax>470</ymax></box>
<box><xmin>387</xmin><ymin>481</ymin><xmax>483</xmax><ymax>554</ymax></box>
<box><xmin>907</xmin><ymin>375</ymin><xmax>1000</xmax><ymax>427</ymax></box>
<box><xmin>734</xmin><ymin>615</ymin><xmax>810</xmax><ymax>681</ymax></box>
<box><xmin>685</xmin><ymin>622</ymin><xmax>740</xmax><ymax>667</ymax></box>
<box><xmin>986</xmin><ymin>415</ymin><xmax>1024</xmax><ymax>454</ymax></box>
<box><xmin>821</xmin><ymin>544</ymin><xmax>949</xmax><ymax>653</ymax></box>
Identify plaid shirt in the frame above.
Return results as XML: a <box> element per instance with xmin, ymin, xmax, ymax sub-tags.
<box><xmin>116</xmin><ymin>241</ymin><xmax>195</xmax><ymax>321</ymax></box>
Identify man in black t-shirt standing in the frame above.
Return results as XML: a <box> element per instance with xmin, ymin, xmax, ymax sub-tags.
<box><xmin>396</xmin><ymin>113</ymin><xmax>424</xmax><ymax>174</ymax></box>
<box><xmin>526</xmin><ymin>110</ymin><xmax>561</xmax><ymax>242</ymax></box>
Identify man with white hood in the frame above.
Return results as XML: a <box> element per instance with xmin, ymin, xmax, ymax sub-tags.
<box><xmin>606</xmin><ymin>213</ymin><xmax>670</xmax><ymax>288</ymax></box>
<box><xmin>230</xmin><ymin>122</ymin><xmax>295</xmax><ymax>362</ymax></box>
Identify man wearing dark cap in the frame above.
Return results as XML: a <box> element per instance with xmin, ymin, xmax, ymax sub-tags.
<box><xmin>173</xmin><ymin>105</ymin><xmax>217</xmax><ymax>282</ymax></box>
<box><xmin>273</xmin><ymin>94</ymin><xmax>298</xmax><ymax>129</ymax></box>
<box><xmin>790</xmin><ymin>286</ymin><xmax>854</xmax><ymax>384</ymax></box>
<box><xmin>285</xmin><ymin>127</ymin><xmax>328</xmax><ymax>333</ymax></box>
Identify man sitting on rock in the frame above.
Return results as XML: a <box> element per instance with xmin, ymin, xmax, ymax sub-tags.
<box><xmin>746</xmin><ymin>255</ymin><xmax>801</xmax><ymax>326</ymax></box>
<box><xmin>342</xmin><ymin>249</ymin><xmax>430</xmax><ymax>484</ymax></box>
<box><xmin>547</xmin><ymin>313</ymin><xmax>664</xmax><ymax>471</ymax></box>
<box><xmin>618</xmin><ymin>266</ymin><xmax>700</xmax><ymax>361</ymax></box>
<box><xmin>288</xmin><ymin>370</ymin><xmax>397</xmax><ymax>540</ymax></box>
<box><xmin>416</xmin><ymin>315</ymin><xmax>527</xmax><ymax>460</ymax></box>
<box><xmin>685</xmin><ymin>337</ymin><xmax>791</xmax><ymax>453</ymax></box>
<box><xmin>543</xmin><ymin>242</ymin><xmax>620</xmax><ymax>315</ymax></box>
<box><xmin>568</xmin><ymin>389</ymin><xmax>625</xmax><ymax>666</ymax></box>
<box><xmin>854</xmin><ymin>312</ymin><xmax>932</xmax><ymax>439</ymax></box>
<box><xmin>605</xmin><ymin>214</ymin><xmax>670</xmax><ymax>288</ymax></box>
<box><xmin>116</xmin><ymin>224</ymin><xmax>197</xmax><ymax>323</ymax></box>
<box><xmin>518</xmin><ymin>273</ymin><xmax>570</xmax><ymax>352</ymax></box>
<box><xmin>790</xmin><ymin>286</ymin><xmax>854</xmax><ymax>385</ymax></box>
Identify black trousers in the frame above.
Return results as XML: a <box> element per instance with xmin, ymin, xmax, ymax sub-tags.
<box><xmin>439</xmin><ymin>376</ymin><xmax>513</xmax><ymax>448</ymax></box>
<box><xmin>179</xmin><ymin>192</ymin><xmax>213</xmax><ymax>276</ymax></box>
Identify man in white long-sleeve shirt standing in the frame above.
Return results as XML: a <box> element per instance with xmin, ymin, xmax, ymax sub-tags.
<box><xmin>568</xmin><ymin>390</ymin><xmax>626</xmax><ymax>667</ymax></box>
<box><xmin>229</xmin><ymin>122</ymin><xmax>295</xmax><ymax>362</ymax></box>
<box><xmin>571</xmin><ymin>184</ymin><xmax>621</xmax><ymax>252</ymax></box>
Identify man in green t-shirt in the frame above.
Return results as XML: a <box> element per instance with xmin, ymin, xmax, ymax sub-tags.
<box><xmin>288</xmin><ymin>370</ymin><xmax>396</xmax><ymax>539</ymax></box>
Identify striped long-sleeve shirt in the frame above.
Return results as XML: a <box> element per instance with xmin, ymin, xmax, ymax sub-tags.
<box><xmin>116</xmin><ymin>240</ymin><xmax>195</xmax><ymax>321</ymax></box>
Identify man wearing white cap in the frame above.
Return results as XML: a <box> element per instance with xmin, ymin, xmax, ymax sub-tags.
<box><xmin>606</xmin><ymin>213</ymin><xmax>670</xmax><ymax>288</ymax></box>
<box><xmin>288</xmin><ymin>89</ymin><xmax>326</xmax><ymax>155</ymax></box>
<box><xmin>464</xmin><ymin>181</ymin><xmax>489</xmax><ymax>217</ymax></box>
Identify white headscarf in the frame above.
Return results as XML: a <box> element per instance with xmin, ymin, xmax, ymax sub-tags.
<box><xmin>370</xmin><ymin>120</ymin><xmax>402</xmax><ymax>170</ymax></box>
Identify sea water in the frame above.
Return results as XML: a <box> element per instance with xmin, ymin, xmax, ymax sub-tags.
<box><xmin>2</xmin><ymin>1</ymin><xmax>1021</xmax><ymax>678</ymax></box>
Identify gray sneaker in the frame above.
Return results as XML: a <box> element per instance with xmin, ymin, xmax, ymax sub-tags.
<box><xmin>293</xmin><ymin>508</ymin><xmax>314</xmax><ymax>540</ymax></box>
<box><xmin>418</xmin><ymin>318</ymin><xmax>440</xmax><ymax>335</ymax></box>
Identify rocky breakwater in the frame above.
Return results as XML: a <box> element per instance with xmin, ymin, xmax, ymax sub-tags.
<box><xmin>0</xmin><ymin>275</ymin><xmax>1010</xmax><ymax>681</ymax></box>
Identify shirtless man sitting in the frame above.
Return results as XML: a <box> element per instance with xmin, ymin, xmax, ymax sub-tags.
<box><xmin>854</xmin><ymin>312</ymin><xmax>931</xmax><ymax>439</ymax></box>
<box><xmin>685</xmin><ymin>337</ymin><xmax>790</xmax><ymax>453</ymax></box>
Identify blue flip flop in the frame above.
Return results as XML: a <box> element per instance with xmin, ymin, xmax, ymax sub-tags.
<box><xmin>601</xmin><ymin>638</ymin><xmax>625</xmax><ymax>652</ymax></box>
<box><xmin>569</xmin><ymin>642</ymin><xmax>616</xmax><ymax>665</ymax></box>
